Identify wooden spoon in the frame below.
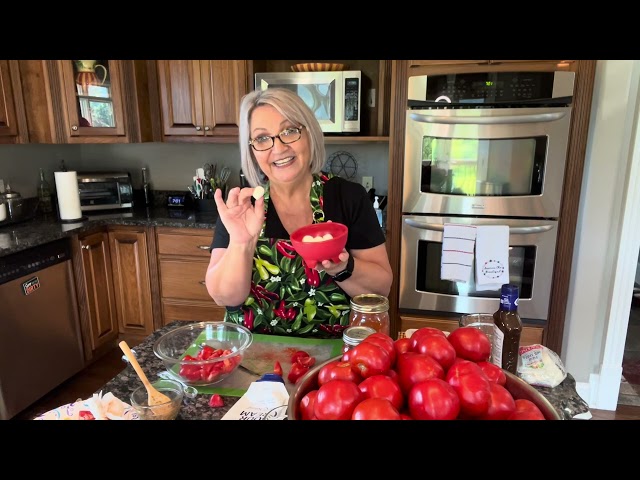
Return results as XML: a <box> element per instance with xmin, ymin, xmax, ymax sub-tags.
<box><xmin>119</xmin><ymin>341</ymin><xmax>173</xmax><ymax>413</ymax></box>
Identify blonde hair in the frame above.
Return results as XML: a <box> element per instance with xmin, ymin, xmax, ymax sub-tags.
<box><xmin>239</xmin><ymin>88</ymin><xmax>326</xmax><ymax>187</ymax></box>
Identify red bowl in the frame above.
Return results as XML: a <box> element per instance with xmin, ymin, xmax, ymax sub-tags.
<box><xmin>290</xmin><ymin>222</ymin><xmax>348</xmax><ymax>269</ymax></box>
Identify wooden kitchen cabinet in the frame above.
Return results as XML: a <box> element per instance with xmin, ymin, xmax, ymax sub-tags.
<box><xmin>108</xmin><ymin>226</ymin><xmax>157</xmax><ymax>338</ymax></box>
<box><xmin>157</xmin><ymin>60</ymin><xmax>249</xmax><ymax>142</ymax></box>
<box><xmin>399</xmin><ymin>314</ymin><xmax>544</xmax><ymax>346</ymax></box>
<box><xmin>17</xmin><ymin>60</ymin><xmax>159</xmax><ymax>144</ymax></box>
<box><xmin>156</xmin><ymin>227</ymin><xmax>226</xmax><ymax>324</ymax></box>
<box><xmin>72</xmin><ymin>230</ymin><xmax>119</xmax><ymax>362</ymax></box>
<box><xmin>0</xmin><ymin>60</ymin><xmax>28</xmax><ymax>144</ymax></box>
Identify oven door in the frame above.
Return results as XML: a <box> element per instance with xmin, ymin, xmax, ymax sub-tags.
<box><xmin>399</xmin><ymin>215</ymin><xmax>558</xmax><ymax>321</ymax></box>
<box><xmin>403</xmin><ymin>106</ymin><xmax>572</xmax><ymax>218</ymax></box>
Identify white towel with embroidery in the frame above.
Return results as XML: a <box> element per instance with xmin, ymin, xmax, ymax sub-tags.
<box><xmin>475</xmin><ymin>225</ymin><xmax>510</xmax><ymax>291</ymax></box>
<box><xmin>440</xmin><ymin>224</ymin><xmax>477</xmax><ymax>283</ymax></box>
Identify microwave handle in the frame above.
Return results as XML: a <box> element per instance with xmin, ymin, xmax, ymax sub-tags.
<box><xmin>404</xmin><ymin>218</ymin><xmax>554</xmax><ymax>234</ymax></box>
<box><xmin>409</xmin><ymin>111</ymin><xmax>566</xmax><ymax>125</ymax></box>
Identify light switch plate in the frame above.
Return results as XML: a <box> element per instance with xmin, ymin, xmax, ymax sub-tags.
<box><xmin>362</xmin><ymin>176</ymin><xmax>373</xmax><ymax>191</ymax></box>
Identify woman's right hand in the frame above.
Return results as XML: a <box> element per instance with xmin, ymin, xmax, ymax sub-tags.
<box><xmin>214</xmin><ymin>186</ymin><xmax>264</xmax><ymax>244</ymax></box>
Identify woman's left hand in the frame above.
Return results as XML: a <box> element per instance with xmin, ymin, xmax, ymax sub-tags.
<box><xmin>318</xmin><ymin>249</ymin><xmax>350</xmax><ymax>276</ymax></box>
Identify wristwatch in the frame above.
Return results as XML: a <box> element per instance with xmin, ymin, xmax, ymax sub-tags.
<box><xmin>330</xmin><ymin>255</ymin><xmax>354</xmax><ymax>282</ymax></box>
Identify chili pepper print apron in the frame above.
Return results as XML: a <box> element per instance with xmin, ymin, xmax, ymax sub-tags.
<box><xmin>225</xmin><ymin>173</ymin><xmax>350</xmax><ymax>339</ymax></box>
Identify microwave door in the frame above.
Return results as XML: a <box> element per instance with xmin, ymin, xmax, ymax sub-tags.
<box><xmin>255</xmin><ymin>72</ymin><xmax>343</xmax><ymax>133</ymax></box>
<box><xmin>402</xmin><ymin>106</ymin><xmax>572</xmax><ymax>218</ymax></box>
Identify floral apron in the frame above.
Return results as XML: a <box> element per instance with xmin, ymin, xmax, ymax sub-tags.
<box><xmin>225</xmin><ymin>173</ymin><xmax>350</xmax><ymax>338</ymax></box>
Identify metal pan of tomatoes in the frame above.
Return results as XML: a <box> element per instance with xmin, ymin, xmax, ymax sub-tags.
<box><xmin>288</xmin><ymin>328</ymin><xmax>561</xmax><ymax>420</ymax></box>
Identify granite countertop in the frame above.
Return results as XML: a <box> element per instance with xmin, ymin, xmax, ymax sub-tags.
<box><xmin>98</xmin><ymin>321</ymin><xmax>589</xmax><ymax>421</ymax></box>
<box><xmin>0</xmin><ymin>207</ymin><xmax>219</xmax><ymax>258</ymax></box>
<box><xmin>99</xmin><ymin>321</ymin><xmax>238</xmax><ymax>420</ymax></box>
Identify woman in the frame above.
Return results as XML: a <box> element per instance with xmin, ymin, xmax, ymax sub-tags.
<box><xmin>206</xmin><ymin>88</ymin><xmax>392</xmax><ymax>338</ymax></box>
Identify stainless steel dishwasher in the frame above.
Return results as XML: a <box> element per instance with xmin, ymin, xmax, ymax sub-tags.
<box><xmin>0</xmin><ymin>238</ymin><xmax>85</xmax><ymax>419</ymax></box>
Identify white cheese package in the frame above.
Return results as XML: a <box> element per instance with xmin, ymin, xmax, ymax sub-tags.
<box><xmin>517</xmin><ymin>344</ymin><xmax>567</xmax><ymax>388</ymax></box>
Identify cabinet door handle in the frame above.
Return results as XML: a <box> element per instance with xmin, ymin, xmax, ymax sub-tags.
<box><xmin>195</xmin><ymin>126</ymin><xmax>202</xmax><ymax>131</ymax></box>
<box><xmin>198</xmin><ymin>245</ymin><xmax>210</xmax><ymax>250</ymax></box>
<box><xmin>204</xmin><ymin>126</ymin><xmax>210</xmax><ymax>131</ymax></box>
<box><xmin>199</xmin><ymin>280</ymin><xmax>206</xmax><ymax>286</ymax></box>
<box><xmin>72</xmin><ymin>125</ymin><xmax>79</xmax><ymax>131</ymax></box>
<box><xmin>81</xmin><ymin>244</ymin><xmax>90</xmax><ymax>250</ymax></box>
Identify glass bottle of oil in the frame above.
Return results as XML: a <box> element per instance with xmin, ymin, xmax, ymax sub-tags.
<box><xmin>37</xmin><ymin>168</ymin><xmax>53</xmax><ymax>214</ymax></box>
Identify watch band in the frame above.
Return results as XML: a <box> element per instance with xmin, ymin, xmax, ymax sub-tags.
<box><xmin>330</xmin><ymin>254</ymin><xmax>354</xmax><ymax>282</ymax></box>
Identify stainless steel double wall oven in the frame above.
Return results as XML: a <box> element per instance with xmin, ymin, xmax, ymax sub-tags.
<box><xmin>399</xmin><ymin>71</ymin><xmax>575</xmax><ymax>322</ymax></box>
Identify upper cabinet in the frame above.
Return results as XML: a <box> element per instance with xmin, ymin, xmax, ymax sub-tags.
<box><xmin>0</xmin><ymin>60</ymin><xmax>28</xmax><ymax>144</ymax></box>
<box><xmin>252</xmin><ymin>60</ymin><xmax>392</xmax><ymax>142</ymax></box>
<box><xmin>18</xmin><ymin>60</ymin><xmax>159</xmax><ymax>144</ymax></box>
<box><xmin>157</xmin><ymin>60</ymin><xmax>250</xmax><ymax>142</ymax></box>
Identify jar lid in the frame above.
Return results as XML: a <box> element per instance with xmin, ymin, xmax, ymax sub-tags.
<box><xmin>343</xmin><ymin>326</ymin><xmax>376</xmax><ymax>346</ymax></box>
<box><xmin>350</xmin><ymin>294</ymin><xmax>389</xmax><ymax>313</ymax></box>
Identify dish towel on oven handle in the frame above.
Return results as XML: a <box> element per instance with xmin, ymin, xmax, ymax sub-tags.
<box><xmin>440</xmin><ymin>224</ymin><xmax>477</xmax><ymax>283</ymax></box>
<box><xmin>475</xmin><ymin>225</ymin><xmax>510</xmax><ymax>291</ymax></box>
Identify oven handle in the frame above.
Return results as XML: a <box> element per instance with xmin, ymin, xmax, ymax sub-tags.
<box><xmin>409</xmin><ymin>111</ymin><xmax>566</xmax><ymax>125</ymax></box>
<box><xmin>404</xmin><ymin>218</ymin><xmax>554</xmax><ymax>234</ymax></box>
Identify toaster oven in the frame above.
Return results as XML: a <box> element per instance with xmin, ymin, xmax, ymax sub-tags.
<box><xmin>77</xmin><ymin>172</ymin><xmax>133</xmax><ymax>211</ymax></box>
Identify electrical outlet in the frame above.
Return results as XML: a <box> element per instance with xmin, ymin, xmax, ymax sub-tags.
<box><xmin>362</xmin><ymin>176</ymin><xmax>373</xmax><ymax>191</ymax></box>
<box><xmin>367</xmin><ymin>89</ymin><xmax>376</xmax><ymax>108</ymax></box>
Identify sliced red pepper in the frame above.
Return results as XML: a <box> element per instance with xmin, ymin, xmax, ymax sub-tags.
<box><xmin>297</xmin><ymin>355</ymin><xmax>316</xmax><ymax>368</ymax></box>
<box><xmin>304</xmin><ymin>266</ymin><xmax>320</xmax><ymax>287</ymax></box>
<box><xmin>242</xmin><ymin>307</ymin><xmax>255</xmax><ymax>330</ymax></box>
<box><xmin>209</xmin><ymin>394</ymin><xmax>224</xmax><ymax>408</ymax></box>
<box><xmin>273</xmin><ymin>361</ymin><xmax>283</xmax><ymax>376</ymax></box>
<box><xmin>291</xmin><ymin>350</ymin><xmax>310</xmax><ymax>364</ymax></box>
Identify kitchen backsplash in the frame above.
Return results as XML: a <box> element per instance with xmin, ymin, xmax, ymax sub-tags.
<box><xmin>0</xmin><ymin>142</ymin><xmax>389</xmax><ymax>199</ymax></box>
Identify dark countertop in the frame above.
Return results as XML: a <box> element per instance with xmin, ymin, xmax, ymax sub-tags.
<box><xmin>0</xmin><ymin>207</ymin><xmax>218</xmax><ymax>258</ymax></box>
<box><xmin>98</xmin><ymin>321</ymin><xmax>589</xmax><ymax>421</ymax></box>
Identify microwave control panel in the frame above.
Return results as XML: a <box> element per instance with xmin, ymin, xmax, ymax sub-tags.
<box><xmin>344</xmin><ymin>75</ymin><xmax>360</xmax><ymax>121</ymax></box>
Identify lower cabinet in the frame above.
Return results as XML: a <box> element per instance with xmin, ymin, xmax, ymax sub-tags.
<box><xmin>108</xmin><ymin>226</ymin><xmax>156</xmax><ymax>337</ymax></box>
<box><xmin>74</xmin><ymin>230</ymin><xmax>119</xmax><ymax>362</ymax></box>
<box><xmin>399</xmin><ymin>314</ymin><xmax>544</xmax><ymax>346</ymax></box>
<box><xmin>156</xmin><ymin>227</ymin><xmax>226</xmax><ymax>324</ymax></box>
<box><xmin>74</xmin><ymin>226</ymin><xmax>157</xmax><ymax>361</ymax></box>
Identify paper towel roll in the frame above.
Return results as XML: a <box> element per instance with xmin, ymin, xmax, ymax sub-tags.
<box><xmin>54</xmin><ymin>171</ymin><xmax>83</xmax><ymax>221</ymax></box>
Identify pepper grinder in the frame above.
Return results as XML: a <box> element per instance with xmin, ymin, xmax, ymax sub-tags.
<box><xmin>141</xmin><ymin>167</ymin><xmax>151</xmax><ymax>207</ymax></box>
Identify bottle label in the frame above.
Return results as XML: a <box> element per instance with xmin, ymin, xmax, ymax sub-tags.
<box><xmin>491</xmin><ymin>325</ymin><xmax>505</xmax><ymax>368</ymax></box>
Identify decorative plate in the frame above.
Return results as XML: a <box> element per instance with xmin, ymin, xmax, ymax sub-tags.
<box><xmin>291</xmin><ymin>63</ymin><xmax>347</xmax><ymax>72</ymax></box>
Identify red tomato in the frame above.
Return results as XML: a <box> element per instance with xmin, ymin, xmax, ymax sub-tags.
<box><xmin>395</xmin><ymin>352</ymin><xmax>445</xmax><ymax>395</ymax></box>
<box><xmin>358</xmin><ymin>374</ymin><xmax>404</xmax><ymax>411</ymax></box>
<box><xmin>198</xmin><ymin>345</ymin><xmax>216</xmax><ymax>360</ymax></box>
<box><xmin>408</xmin><ymin>378</ymin><xmax>460</xmax><ymax>420</ymax></box>
<box><xmin>348</xmin><ymin>342</ymin><xmax>392</xmax><ymax>379</ymax></box>
<box><xmin>445</xmin><ymin>359</ymin><xmax>485</xmax><ymax>388</ymax></box>
<box><xmin>409</xmin><ymin>327</ymin><xmax>447</xmax><ymax>351</ymax></box>
<box><xmin>479</xmin><ymin>383</ymin><xmax>516</xmax><ymax>420</ymax></box>
<box><xmin>291</xmin><ymin>350</ymin><xmax>310</xmax><ymax>364</ymax></box>
<box><xmin>352</xmin><ymin>398</ymin><xmax>401</xmax><ymax>420</ymax></box>
<box><xmin>447</xmin><ymin>327</ymin><xmax>492</xmax><ymax>362</ymax></box>
<box><xmin>477</xmin><ymin>361</ymin><xmax>507</xmax><ymax>385</ymax></box>
<box><xmin>179</xmin><ymin>363</ymin><xmax>202</xmax><ymax>381</ymax></box>
<box><xmin>510</xmin><ymin>398</ymin><xmax>546</xmax><ymax>420</ymax></box>
<box><xmin>449</xmin><ymin>372</ymin><xmax>491</xmax><ymax>418</ymax></box>
<box><xmin>399</xmin><ymin>413</ymin><xmax>413</xmax><ymax>420</ymax></box>
<box><xmin>314</xmin><ymin>379</ymin><xmax>363</xmax><ymax>420</ymax></box>
<box><xmin>287</xmin><ymin>362</ymin><xmax>309</xmax><ymax>384</ymax></box>
<box><xmin>299</xmin><ymin>390</ymin><xmax>319</xmax><ymax>420</ymax></box>
<box><xmin>208</xmin><ymin>394</ymin><xmax>224</xmax><ymax>408</ymax></box>
<box><xmin>317</xmin><ymin>360</ymin><xmax>362</xmax><ymax>386</ymax></box>
<box><xmin>363</xmin><ymin>333</ymin><xmax>397</xmax><ymax>367</ymax></box>
<box><xmin>413</xmin><ymin>334</ymin><xmax>457</xmax><ymax>371</ymax></box>
<box><xmin>394</xmin><ymin>337</ymin><xmax>412</xmax><ymax>357</ymax></box>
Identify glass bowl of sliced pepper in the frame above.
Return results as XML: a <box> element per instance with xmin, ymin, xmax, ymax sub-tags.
<box><xmin>153</xmin><ymin>322</ymin><xmax>253</xmax><ymax>386</ymax></box>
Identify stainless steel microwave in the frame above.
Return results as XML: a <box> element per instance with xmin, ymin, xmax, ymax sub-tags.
<box><xmin>255</xmin><ymin>71</ymin><xmax>361</xmax><ymax>134</ymax></box>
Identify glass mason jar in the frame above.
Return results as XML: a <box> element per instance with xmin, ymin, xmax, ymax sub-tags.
<box><xmin>348</xmin><ymin>294</ymin><xmax>390</xmax><ymax>336</ymax></box>
<box><xmin>342</xmin><ymin>325</ymin><xmax>376</xmax><ymax>355</ymax></box>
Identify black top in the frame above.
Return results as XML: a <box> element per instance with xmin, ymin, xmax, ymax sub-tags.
<box><xmin>211</xmin><ymin>176</ymin><xmax>385</xmax><ymax>250</ymax></box>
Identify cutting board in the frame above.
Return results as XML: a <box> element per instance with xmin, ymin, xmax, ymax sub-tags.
<box><xmin>195</xmin><ymin>334</ymin><xmax>343</xmax><ymax>397</ymax></box>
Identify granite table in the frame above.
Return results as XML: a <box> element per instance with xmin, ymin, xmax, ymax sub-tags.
<box><xmin>97</xmin><ymin>321</ymin><xmax>590</xmax><ymax>420</ymax></box>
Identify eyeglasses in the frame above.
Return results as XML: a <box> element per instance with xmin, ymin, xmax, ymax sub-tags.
<box><xmin>249</xmin><ymin>126</ymin><xmax>304</xmax><ymax>151</ymax></box>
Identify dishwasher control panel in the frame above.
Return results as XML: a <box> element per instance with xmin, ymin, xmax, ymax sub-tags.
<box><xmin>0</xmin><ymin>239</ymin><xmax>70</xmax><ymax>285</ymax></box>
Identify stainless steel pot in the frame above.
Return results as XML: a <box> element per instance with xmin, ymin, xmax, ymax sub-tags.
<box><xmin>4</xmin><ymin>190</ymin><xmax>24</xmax><ymax>220</ymax></box>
